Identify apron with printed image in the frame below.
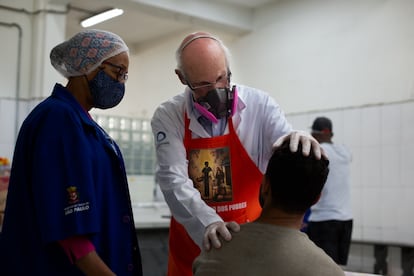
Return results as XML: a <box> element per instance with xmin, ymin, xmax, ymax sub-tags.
<box><xmin>167</xmin><ymin>114</ymin><xmax>263</xmax><ymax>276</ymax></box>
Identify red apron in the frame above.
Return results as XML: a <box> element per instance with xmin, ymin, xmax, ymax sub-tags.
<box><xmin>167</xmin><ymin>114</ymin><xmax>263</xmax><ymax>276</ymax></box>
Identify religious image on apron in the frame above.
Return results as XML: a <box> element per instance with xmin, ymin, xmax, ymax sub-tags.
<box><xmin>188</xmin><ymin>146</ymin><xmax>233</xmax><ymax>203</ymax></box>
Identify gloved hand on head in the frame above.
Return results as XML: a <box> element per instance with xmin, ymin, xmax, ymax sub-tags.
<box><xmin>273</xmin><ymin>130</ymin><xmax>328</xmax><ymax>160</ymax></box>
<box><xmin>203</xmin><ymin>221</ymin><xmax>240</xmax><ymax>251</ymax></box>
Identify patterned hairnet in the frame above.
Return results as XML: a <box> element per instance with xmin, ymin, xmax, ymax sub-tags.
<box><xmin>50</xmin><ymin>29</ymin><xmax>128</xmax><ymax>78</ymax></box>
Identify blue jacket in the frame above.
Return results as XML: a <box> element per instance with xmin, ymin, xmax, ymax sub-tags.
<box><xmin>0</xmin><ymin>84</ymin><xmax>142</xmax><ymax>276</ymax></box>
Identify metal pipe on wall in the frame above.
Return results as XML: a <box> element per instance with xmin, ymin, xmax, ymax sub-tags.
<box><xmin>0</xmin><ymin>4</ymin><xmax>69</xmax><ymax>141</ymax></box>
<box><xmin>0</xmin><ymin>22</ymin><xmax>22</xmax><ymax>142</ymax></box>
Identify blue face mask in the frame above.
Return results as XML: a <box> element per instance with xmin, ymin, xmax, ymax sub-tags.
<box><xmin>89</xmin><ymin>70</ymin><xmax>125</xmax><ymax>109</ymax></box>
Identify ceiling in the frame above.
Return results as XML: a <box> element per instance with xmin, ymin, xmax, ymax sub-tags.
<box><xmin>62</xmin><ymin>0</ymin><xmax>277</xmax><ymax>50</ymax></box>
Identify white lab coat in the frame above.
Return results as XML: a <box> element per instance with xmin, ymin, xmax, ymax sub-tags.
<box><xmin>150</xmin><ymin>84</ymin><xmax>292</xmax><ymax>247</ymax></box>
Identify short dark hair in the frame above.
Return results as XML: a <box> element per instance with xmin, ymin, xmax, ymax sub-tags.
<box><xmin>311</xmin><ymin>117</ymin><xmax>332</xmax><ymax>133</ymax></box>
<box><xmin>265</xmin><ymin>140</ymin><xmax>329</xmax><ymax>214</ymax></box>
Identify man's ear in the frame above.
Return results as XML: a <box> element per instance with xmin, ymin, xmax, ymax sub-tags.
<box><xmin>261</xmin><ymin>178</ymin><xmax>272</xmax><ymax>201</ymax></box>
<box><xmin>259</xmin><ymin>177</ymin><xmax>271</xmax><ymax>208</ymax></box>
<box><xmin>175</xmin><ymin>69</ymin><xmax>187</xmax><ymax>85</ymax></box>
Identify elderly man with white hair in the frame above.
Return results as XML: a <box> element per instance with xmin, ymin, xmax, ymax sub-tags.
<box><xmin>151</xmin><ymin>31</ymin><xmax>325</xmax><ymax>276</ymax></box>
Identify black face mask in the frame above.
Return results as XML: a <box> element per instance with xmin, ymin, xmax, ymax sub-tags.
<box><xmin>194</xmin><ymin>86</ymin><xmax>237</xmax><ymax>123</ymax></box>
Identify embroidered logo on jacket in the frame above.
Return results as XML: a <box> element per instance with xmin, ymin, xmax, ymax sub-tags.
<box><xmin>67</xmin><ymin>186</ymin><xmax>79</xmax><ymax>204</ymax></box>
<box><xmin>64</xmin><ymin>186</ymin><xmax>90</xmax><ymax>216</ymax></box>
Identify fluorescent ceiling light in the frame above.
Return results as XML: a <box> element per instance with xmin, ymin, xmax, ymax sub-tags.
<box><xmin>81</xmin><ymin>8</ymin><xmax>124</xmax><ymax>28</ymax></box>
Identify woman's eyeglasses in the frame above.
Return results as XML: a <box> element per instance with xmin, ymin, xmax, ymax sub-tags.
<box><xmin>102</xmin><ymin>61</ymin><xmax>128</xmax><ymax>82</ymax></box>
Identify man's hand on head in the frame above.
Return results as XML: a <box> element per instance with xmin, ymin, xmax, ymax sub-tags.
<box><xmin>273</xmin><ymin>131</ymin><xmax>328</xmax><ymax>160</ymax></box>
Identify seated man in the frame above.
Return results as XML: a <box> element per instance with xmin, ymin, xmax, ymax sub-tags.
<box><xmin>193</xmin><ymin>140</ymin><xmax>345</xmax><ymax>276</ymax></box>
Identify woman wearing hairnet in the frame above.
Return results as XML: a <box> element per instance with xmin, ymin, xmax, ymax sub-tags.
<box><xmin>0</xmin><ymin>30</ymin><xmax>142</xmax><ymax>276</ymax></box>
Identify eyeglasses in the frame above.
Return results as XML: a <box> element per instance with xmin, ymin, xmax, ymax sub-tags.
<box><xmin>186</xmin><ymin>72</ymin><xmax>231</xmax><ymax>91</ymax></box>
<box><xmin>102</xmin><ymin>61</ymin><xmax>128</xmax><ymax>82</ymax></box>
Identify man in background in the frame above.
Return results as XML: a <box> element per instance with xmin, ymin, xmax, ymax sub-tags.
<box><xmin>193</xmin><ymin>140</ymin><xmax>344</xmax><ymax>276</ymax></box>
<box><xmin>307</xmin><ymin>116</ymin><xmax>353</xmax><ymax>266</ymax></box>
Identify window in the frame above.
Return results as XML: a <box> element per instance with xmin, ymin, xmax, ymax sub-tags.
<box><xmin>93</xmin><ymin>114</ymin><xmax>156</xmax><ymax>175</ymax></box>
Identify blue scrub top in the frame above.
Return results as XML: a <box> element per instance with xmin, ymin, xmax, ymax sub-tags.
<box><xmin>0</xmin><ymin>84</ymin><xmax>142</xmax><ymax>276</ymax></box>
